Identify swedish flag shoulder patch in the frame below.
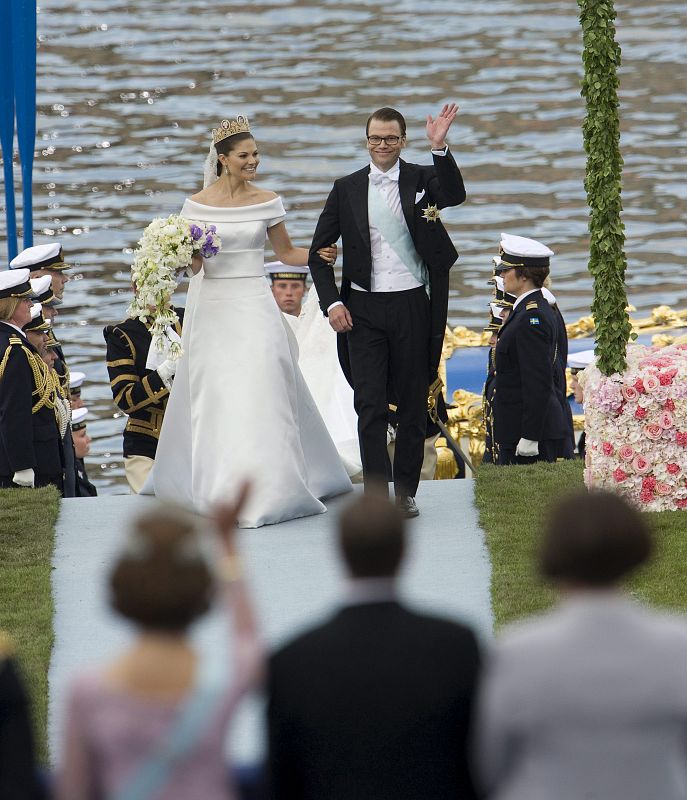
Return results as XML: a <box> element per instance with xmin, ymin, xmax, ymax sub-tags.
<box><xmin>530</xmin><ymin>317</ymin><xmax>540</xmax><ymax>325</ymax></box>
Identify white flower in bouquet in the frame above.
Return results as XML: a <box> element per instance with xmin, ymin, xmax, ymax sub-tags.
<box><xmin>127</xmin><ymin>214</ymin><xmax>222</xmax><ymax>359</ymax></box>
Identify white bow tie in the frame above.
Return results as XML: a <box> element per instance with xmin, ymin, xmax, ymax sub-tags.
<box><xmin>369</xmin><ymin>170</ymin><xmax>399</xmax><ymax>186</ymax></box>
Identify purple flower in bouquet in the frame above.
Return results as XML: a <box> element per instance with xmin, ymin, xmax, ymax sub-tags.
<box><xmin>201</xmin><ymin>238</ymin><xmax>220</xmax><ymax>258</ymax></box>
<box><xmin>190</xmin><ymin>223</ymin><xmax>203</xmax><ymax>241</ymax></box>
<box><xmin>191</xmin><ymin>223</ymin><xmax>222</xmax><ymax>260</ymax></box>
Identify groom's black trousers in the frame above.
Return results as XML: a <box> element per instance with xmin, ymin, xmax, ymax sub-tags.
<box><xmin>347</xmin><ymin>286</ymin><xmax>429</xmax><ymax>497</ymax></box>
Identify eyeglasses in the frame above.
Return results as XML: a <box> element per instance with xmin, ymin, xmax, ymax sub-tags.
<box><xmin>367</xmin><ymin>135</ymin><xmax>403</xmax><ymax>146</ymax></box>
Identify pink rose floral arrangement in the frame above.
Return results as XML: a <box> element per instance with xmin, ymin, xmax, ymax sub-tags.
<box><xmin>579</xmin><ymin>343</ymin><xmax>687</xmax><ymax>511</ymax></box>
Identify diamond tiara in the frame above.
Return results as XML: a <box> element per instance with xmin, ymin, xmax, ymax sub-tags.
<box><xmin>212</xmin><ymin>115</ymin><xmax>251</xmax><ymax>145</ymax></box>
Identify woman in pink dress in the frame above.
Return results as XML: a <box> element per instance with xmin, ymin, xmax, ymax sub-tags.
<box><xmin>57</xmin><ymin>484</ymin><xmax>258</xmax><ymax>800</ymax></box>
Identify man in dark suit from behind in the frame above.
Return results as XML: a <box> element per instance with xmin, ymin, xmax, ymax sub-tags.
<box><xmin>267</xmin><ymin>492</ymin><xmax>481</xmax><ymax>800</ymax></box>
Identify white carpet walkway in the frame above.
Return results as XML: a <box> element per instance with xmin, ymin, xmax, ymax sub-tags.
<box><xmin>49</xmin><ymin>480</ymin><xmax>493</xmax><ymax>766</ymax></box>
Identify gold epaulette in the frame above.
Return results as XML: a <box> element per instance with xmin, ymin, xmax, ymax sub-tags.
<box><xmin>0</xmin><ymin>630</ymin><xmax>15</xmax><ymax>658</ymax></box>
<box><xmin>0</xmin><ymin>336</ymin><xmax>59</xmax><ymax>415</ymax></box>
<box><xmin>525</xmin><ymin>301</ymin><xmax>538</xmax><ymax>311</ymax></box>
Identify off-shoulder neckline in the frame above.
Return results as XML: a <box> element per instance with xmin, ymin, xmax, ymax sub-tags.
<box><xmin>185</xmin><ymin>196</ymin><xmax>281</xmax><ymax>210</ymax></box>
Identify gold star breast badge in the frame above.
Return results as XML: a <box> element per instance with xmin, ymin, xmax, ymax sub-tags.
<box><xmin>421</xmin><ymin>204</ymin><xmax>441</xmax><ymax>223</ymax></box>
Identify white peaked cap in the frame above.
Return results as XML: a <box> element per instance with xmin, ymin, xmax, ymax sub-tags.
<box><xmin>10</xmin><ymin>242</ymin><xmax>62</xmax><ymax>269</ymax></box>
<box><xmin>69</xmin><ymin>371</ymin><xmax>86</xmax><ymax>389</ymax></box>
<box><xmin>0</xmin><ymin>268</ymin><xmax>31</xmax><ymax>294</ymax></box>
<box><xmin>30</xmin><ymin>275</ymin><xmax>52</xmax><ymax>297</ymax></box>
<box><xmin>568</xmin><ymin>349</ymin><xmax>596</xmax><ymax>370</ymax></box>
<box><xmin>71</xmin><ymin>407</ymin><xmax>89</xmax><ymax>426</ymax></box>
<box><xmin>500</xmin><ymin>233</ymin><xmax>554</xmax><ymax>259</ymax></box>
<box><xmin>265</xmin><ymin>262</ymin><xmax>308</xmax><ymax>278</ymax></box>
<box><xmin>541</xmin><ymin>287</ymin><xmax>557</xmax><ymax>305</ymax></box>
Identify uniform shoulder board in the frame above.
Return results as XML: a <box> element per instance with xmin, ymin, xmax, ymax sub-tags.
<box><xmin>525</xmin><ymin>301</ymin><xmax>539</xmax><ymax>310</ymax></box>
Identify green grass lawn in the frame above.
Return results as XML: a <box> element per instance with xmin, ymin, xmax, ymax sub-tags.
<box><xmin>0</xmin><ymin>486</ymin><xmax>60</xmax><ymax>762</ymax></box>
<box><xmin>475</xmin><ymin>461</ymin><xmax>687</xmax><ymax>629</ymax></box>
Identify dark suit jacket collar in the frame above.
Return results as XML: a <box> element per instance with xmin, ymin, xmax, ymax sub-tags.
<box><xmin>335</xmin><ymin>600</ymin><xmax>402</xmax><ymax>622</ymax></box>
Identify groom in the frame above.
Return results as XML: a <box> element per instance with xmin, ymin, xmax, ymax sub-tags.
<box><xmin>309</xmin><ymin>104</ymin><xmax>466</xmax><ymax>517</ymax></box>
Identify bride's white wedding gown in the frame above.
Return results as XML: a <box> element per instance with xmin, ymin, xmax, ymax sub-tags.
<box><xmin>147</xmin><ymin>196</ymin><xmax>352</xmax><ymax>527</ymax></box>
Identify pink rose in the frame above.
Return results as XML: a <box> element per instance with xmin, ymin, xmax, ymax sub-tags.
<box><xmin>621</xmin><ymin>385</ymin><xmax>638</xmax><ymax>402</ymax></box>
<box><xmin>642</xmin><ymin>476</ymin><xmax>656</xmax><ymax>492</ymax></box>
<box><xmin>677</xmin><ymin>498</ymin><xmax>687</xmax><ymax>509</ymax></box>
<box><xmin>644</xmin><ymin>423</ymin><xmax>663</xmax><ymax>440</ymax></box>
<box><xmin>659</xmin><ymin>411</ymin><xmax>674</xmax><ymax>429</ymax></box>
<box><xmin>618</xmin><ymin>445</ymin><xmax>634</xmax><ymax>461</ymax></box>
<box><xmin>632</xmin><ymin>455</ymin><xmax>651</xmax><ymax>474</ymax></box>
<box><xmin>664</xmin><ymin>399</ymin><xmax>676</xmax><ymax>412</ymax></box>
<box><xmin>613</xmin><ymin>468</ymin><xmax>628</xmax><ymax>483</ymax></box>
<box><xmin>659</xmin><ymin>368</ymin><xmax>678</xmax><ymax>386</ymax></box>
<box><xmin>602</xmin><ymin>441</ymin><xmax>614</xmax><ymax>456</ymax></box>
<box><xmin>644</xmin><ymin>375</ymin><xmax>660</xmax><ymax>392</ymax></box>
<box><xmin>656</xmin><ymin>482</ymin><xmax>673</xmax><ymax>496</ymax></box>
<box><xmin>667</xmin><ymin>463</ymin><xmax>681</xmax><ymax>475</ymax></box>
<box><xmin>634</xmin><ymin>406</ymin><xmax>648</xmax><ymax>420</ymax></box>
<box><xmin>640</xmin><ymin>489</ymin><xmax>654</xmax><ymax>504</ymax></box>
<box><xmin>633</xmin><ymin>379</ymin><xmax>646</xmax><ymax>394</ymax></box>
<box><xmin>677</xmin><ymin>432</ymin><xmax>687</xmax><ymax>447</ymax></box>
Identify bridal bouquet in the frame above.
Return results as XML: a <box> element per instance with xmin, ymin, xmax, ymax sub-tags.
<box><xmin>128</xmin><ymin>214</ymin><xmax>221</xmax><ymax>358</ymax></box>
<box><xmin>581</xmin><ymin>343</ymin><xmax>687</xmax><ymax>511</ymax></box>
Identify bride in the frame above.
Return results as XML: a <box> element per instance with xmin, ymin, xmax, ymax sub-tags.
<box><xmin>148</xmin><ymin>116</ymin><xmax>352</xmax><ymax>527</ymax></box>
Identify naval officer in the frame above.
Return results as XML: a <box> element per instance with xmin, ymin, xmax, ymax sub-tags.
<box><xmin>492</xmin><ymin>234</ymin><xmax>571</xmax><ymax>465</ymax></box>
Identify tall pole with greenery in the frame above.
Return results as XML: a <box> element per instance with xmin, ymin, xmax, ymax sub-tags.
<box><xmin>578</xmin><ymin>0</ymin><xmax>632</xmax><ymax>376</ymax></box>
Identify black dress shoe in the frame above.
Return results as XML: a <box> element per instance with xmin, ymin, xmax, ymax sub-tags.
<box><xmin>396</xmin><ymin>496</ymin><xmax>419</xmax><ymax>518</ymax></box>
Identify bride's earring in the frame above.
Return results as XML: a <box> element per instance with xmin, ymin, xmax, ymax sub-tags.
<box><xmin>224</xmin><ymin>166</ymin><xmax>229</xmax><ymax>176</ymax></box>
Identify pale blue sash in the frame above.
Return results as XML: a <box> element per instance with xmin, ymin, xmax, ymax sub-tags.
<box><xmin>368</xmin><ymin>183</ymin><xmax>430</xmax><ymax>296</ymax></box>
<box><xmin>109</xmin><ymin>658</ymin><xmax>224</xmax><ymax>800</ymax></box>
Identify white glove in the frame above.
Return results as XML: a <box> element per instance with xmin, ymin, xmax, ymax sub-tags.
<box><xmin>13</xmin><ymin>468</ymin><xmax>35</xmax><ymax>488</ymax></box>
<box><xmin>516</xmin><ymin>438</ymin><xmax>539</xmax><ymax>458</ymax></box>
<box><xmin>157</xmin><ymin>358</ymin><xmax>177</xmax><ymax>389</ymax></box>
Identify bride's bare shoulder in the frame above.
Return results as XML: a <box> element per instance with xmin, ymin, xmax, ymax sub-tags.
<box><xmin>250</xmin><ymin>188</ymin><xmax>279</xmax><ymax>202</ymax></box>
<box><xmin>188</xmin><ymin>186</ymin><xmax>215</xmax><ymax>203</ymax></box>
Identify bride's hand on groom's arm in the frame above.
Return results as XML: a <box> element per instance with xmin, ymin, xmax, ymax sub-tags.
<box><xmin>317</xmin><ymin>243</ymin><xmax>337</xmax><ymax>266</ymax></box>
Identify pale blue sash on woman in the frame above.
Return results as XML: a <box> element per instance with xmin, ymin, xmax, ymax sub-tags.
<box><xmin>109</xmin><ymin>658</ymin><xmax>225</xmax><ymax>800</ymax></box>
<box><xmin>367</xmin><ymin>183</ymin><xmax>430</xmax><ymax>297</ymax></box>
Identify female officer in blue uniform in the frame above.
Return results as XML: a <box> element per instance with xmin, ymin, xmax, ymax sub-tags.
<box><xmin>492</xmin><ymin>234</ymin><xmax>571</xmax><ymax>466</ymax></box>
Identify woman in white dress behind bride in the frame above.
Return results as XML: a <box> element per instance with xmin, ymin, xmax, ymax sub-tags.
<box><xmin>148</xmin><ymin>115</ymin><xmax>352</xmax><ymax>527</ymax></box>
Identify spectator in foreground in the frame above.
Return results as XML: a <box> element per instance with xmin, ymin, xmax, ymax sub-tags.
<box><xmin>57</xmin><ymin>482</ymin><xmax>261</xmax><ymax>800</ymax></box>
<box><xmin>0</xmin><ymin>632</ymin><xmax>44</xmax><ymax>799</ymax></box>
<box><xmin>268</xmin><ymin>491</ymin><xmax>481</xmax><ymax>800</ymax></box>
<box><xmin>475</xmin><ymin>489</ymin><xmax>687</xmax><ymax>800</ymax></box>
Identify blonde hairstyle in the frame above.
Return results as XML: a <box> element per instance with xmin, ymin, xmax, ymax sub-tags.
<box><xmin>0</xmin><ymin>297</ymin><xmax>21</xmax><ymax>322</ymax></box>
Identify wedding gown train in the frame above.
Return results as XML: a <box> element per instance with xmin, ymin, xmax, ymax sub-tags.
<box><xmin>146</xmin><ymin>196</ymin><xmax>352</xmax><ymax>527</ymax></box>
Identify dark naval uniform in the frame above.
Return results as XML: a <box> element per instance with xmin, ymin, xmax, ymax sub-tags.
<box><xmin>0</xmin><ymin>322</ymin><xmax>64</xmax><ymax>489</ymax></box>
<box><xmin>493</xmin><ymin>291</ymin><xmax>569</xmax><ymax>465</ymax></box>
<box><xmin>551</xmin><ymin>304</ymin><xmax>575</xmax><ymax>459</ymax></box>
<box><xmin>103</xmin><ymin>310</ymin><xmax>184</xmax><ymax>460</ymax></box>
<box><xmin>482</xmin><ymin>346</ymin><xmax>497</xmax><ymax>464</ymax></box>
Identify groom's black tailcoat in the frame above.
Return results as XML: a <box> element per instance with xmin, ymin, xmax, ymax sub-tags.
<box><xmin>267</xmin><ymin>601</ymin><xmax>481</xmax><ymax>800</ymax></box>
<box><xmin>309</xmin><ymin>151</ymin><xmax>465</xmax><ymax>494</ymax></box>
